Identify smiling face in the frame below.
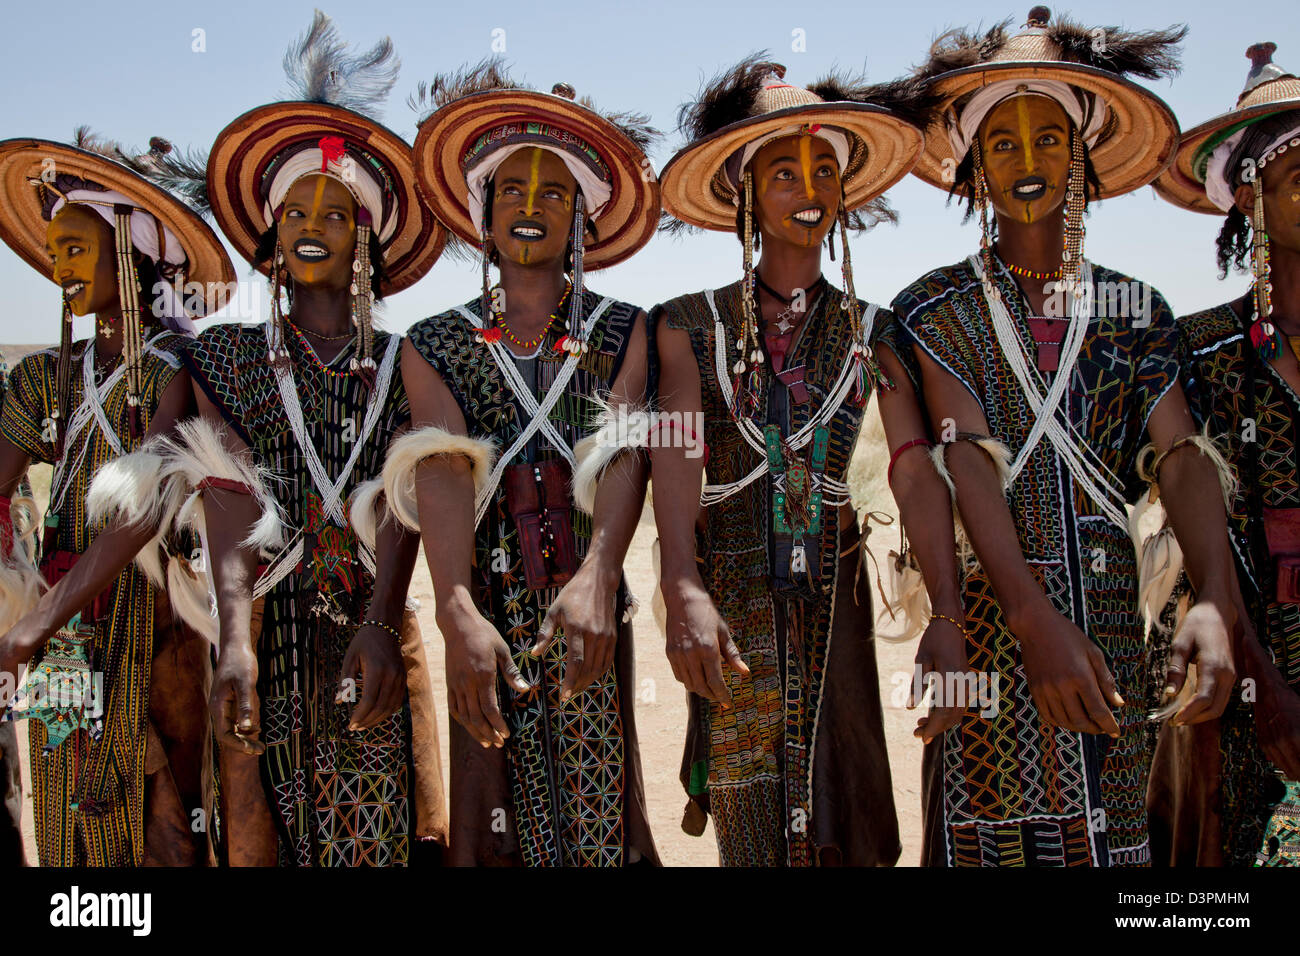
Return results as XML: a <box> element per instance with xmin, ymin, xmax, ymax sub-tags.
<box><xmin>277</xmin><ymin>173</ymin><xmax>358</xmax><ymax>290</ymax></box>
<box><xmin>750</xmin><ymin>133</ymin><xmax>841</xmax><ymax>248</ymax></box>
<box><xmin>489</xmin><ymin>147</ymin><xmax>577</xmax><ymax>268</ymax></box>
<box><xmin>45</xmin><ymin>204</ymin><xmax>119</xmax><ymax>316</ymax></box>
<box><xmin>979</xmin><ymin>94</ymin><xmax>1072</xmax><ymax>225</ymax></box>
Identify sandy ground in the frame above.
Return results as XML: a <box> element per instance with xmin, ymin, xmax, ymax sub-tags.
<box><xmin>14</xmin><ymin>398</ymin><xmax>928</xmax><ymax>866</ymax></box>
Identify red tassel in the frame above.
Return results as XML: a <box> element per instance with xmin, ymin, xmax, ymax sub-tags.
<box><xmin>319</xmin><ymin>135</ymin><xmax>346</xmax><ymax>171</ymax></box>
<box><xmin>1251</xmin><ymin>319</ymin><xmax>1280</xmax><ymax>359</ymax></box>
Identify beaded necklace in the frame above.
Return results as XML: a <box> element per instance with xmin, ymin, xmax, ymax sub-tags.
<box><xmin>285</xmin><ymin>318</ymin><xmax>355</xmax><ymax>379</ymax></box>
<box><xmin>1003</xmin><ymin>259</ymin><xmax>1062</xmax><ymax>281</ymax></box>
<box><xmin>489</xmin><ymin>281</ymin><xmax>573</xmax><ymax>352</ymax></box>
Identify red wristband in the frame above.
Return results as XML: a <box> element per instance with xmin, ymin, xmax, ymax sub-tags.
<box><xmin>887</xmin><ymin>438</ymin><xmax>932</xmax><ymax>485</ymax></box>
<box><xmin>197</xmin><ymin>476</ymin><xmax>256</xmax><ymax>496</ymax></box>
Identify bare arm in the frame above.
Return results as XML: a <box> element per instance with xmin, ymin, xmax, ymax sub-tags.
<box><xmin>914</xmin><ymin>345</ymin><xmax>1122</xmax><ymax>737</ymax></box>
<box><xmin>650</xmin><ymin>317</ymin><xmax>747</xmax><ymax>705</ymax></box>
<box><xmin>876</xmin><ymin>347</ymin><xmax>969</xmax><ymax>742</ymax></box>
<box><xmin>402</xmin><ymin>338</ymin><xmax>528</xmax><ymax>749</ymax></box>
<box><xmin>534</xmin><ymin>311</ymin><xmax>650</xmax><ymax>698</ymax></box>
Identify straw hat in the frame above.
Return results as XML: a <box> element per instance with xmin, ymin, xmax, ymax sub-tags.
<box><xmin>910</xmin><ymin>7</ymin><xmax>1184</xmax><ymax>199</ymax></box>
<box><xmin>660</xmin><ymin>57</ymin><xmax>927</xmax><ymax>231</ymax></box>
<box><xmin>0</xmin><ymin>137</ymin><xmax>235</xmax><ymax>313</ymax></box>
<box><xmin>1155</xmin><ymin>43</ymin><xmax>1300</xmax><ymax>213</ymax></box>
<box><xmin>412</xmin><ymin>63</ymin><xmax>660</xmax><ymax>269</ymax></box>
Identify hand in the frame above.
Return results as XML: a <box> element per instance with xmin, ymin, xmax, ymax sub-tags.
<box><xmin>1014</xmin><ymin>599</ymin><xmax>1123</xmax><ymax>737</ymax></box>
<box><xmin>532</xmin><ymin>564</ymin><xmax>617</xmax><ymax>702</ymax></box>
<box><xmin>338</xmin><ymin>623</ymin><xmax>407</xmax><ymax>731</ymax></box>
<box><xmin>662</xmin><ymin>574</ymin><xmax>749</xmax><ymax>705</ymax></box>
<box><xmin>1254</xmin><ymin>672</ymin><xmax>1300</xmax><ymax>781</ymax></box>
<box><xmin>210</xmin><ymin>641</ymin><xmax>264</xmax><ymax>755</ymax></box>
<box><xmin>1162</xmin><ymin>599</ymin><xmax>1236</xmax><ymax>726</ymax></box>
<box><xmin>441</xmin><ymin>607</ymin><xmax>531</xmax><ymax>749</ymax></box>
<box><xmin>910</xmin><ymin>615</ymin><xmax>973</xmax><ymax>744</ymax></box>
<box><xmin>0</xmin><ymin>617</ymin><xmax>47</xmax><ymax>711</ymax></box>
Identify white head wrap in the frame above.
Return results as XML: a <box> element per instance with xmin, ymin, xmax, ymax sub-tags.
<box><xmin>1203</xmin><ymin>121</ymin><xmax>1300</xmax><ymax>211</ymax></box>
<box><xmin>947</xmin><ymin>79</ymin><xmax>1107</xmax><ymax>163</ymax></box>
<box><xmin>465</xmin><ymin>143</ymin><xmax>613</xmax><ymax>240</ymax></box>
<box><xmin>262</xmin><ymin>146</ymin><xmax>394</xmax><ymax>243</ymax></box>
<box><xmin>731</xmin><ymin>125</ymin><xmax>851</xmax><ymax>203</ymax></box>
<box><xmin>50</xmin><ymin>188</ymin><xmax>194</xmax><ymax>333</ymax></box>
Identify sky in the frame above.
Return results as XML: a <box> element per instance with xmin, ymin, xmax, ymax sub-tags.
<box><xmin>0</xmin><ymin>0</ymin><xmax>1290</xmax><ymax>342</ymax></box>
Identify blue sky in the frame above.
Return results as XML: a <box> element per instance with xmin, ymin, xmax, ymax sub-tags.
<box><xmin>0</xmin><ymin>0</ymin><xmax>1289</xmax><ymax>341</ymax></box>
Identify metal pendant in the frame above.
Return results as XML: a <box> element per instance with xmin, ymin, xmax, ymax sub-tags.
<box><xmin>790</xmin><ymin>543</ymin><xmax>807</xmax><ymax>575</ymax></box>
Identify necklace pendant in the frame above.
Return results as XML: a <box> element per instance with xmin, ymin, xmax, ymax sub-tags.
<box><xmin>97</xmin><ymin>322</ymin><xmax>115</xmax><ymax>340</ymax></box>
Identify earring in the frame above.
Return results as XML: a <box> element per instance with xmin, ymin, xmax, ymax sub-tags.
<box><xmin>1060</xmin><ymin>130</ymin><xmax>1087</xmax><ymax>291</ymax></box>
<box><xmin>1250</xmin><ymin>177</ymin><xmax>1279</xmax><ymax>358</ymax></box>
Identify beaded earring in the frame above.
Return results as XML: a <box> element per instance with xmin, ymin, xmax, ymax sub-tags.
<box><xmin>556</xmin><ymin>193</ymin><xmax>590</xmax><ymax>356</ymax></box>
<box><xmin>1249</xmin><ymin>175</ymin><xmax>1279</xmax><ymax>358</ymax></box>
<box><xmin>835</xmin><ymin>196</ymin><xmax>887</xmax><ymax>403</ymax></box>
<box><xmin>52</xmin><ymin>293</ymin><xmax>73</xmax><ymax>456</ymax></box>
<box><xmin>729</xmin><ymin>170</ymin><xmax>764</xmax><ymax>416</ymax></box>
<box><xmin>112</xmin><ymin>206</ymin><xmax>146</xmax><ymax>438</ymax></box>
<box><xmin>972</xmin><ymin>142</ymin><xmax>995</xmax><ymax>280</ymax></box>
<box><xmin>266</xmin><ymin>236</ymin><xmax>292</xmax><ymax>368</ymax></box>
<box><xmin>348</xmin><ymin>221</ymin><xmax>378</xmax><ymax>388</ymax></box>
<box><xmin>1059</xmin><ymin>129</ymin><xmax>1087</xmax><ymax>292</ymax></box>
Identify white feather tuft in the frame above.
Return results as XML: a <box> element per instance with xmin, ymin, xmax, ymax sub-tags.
<box><xmin>381</xmin><ymin>427</ymin><xmax>497</xmax><ymax>532</ymax></box>
<box><xmin>572</xmin><ymin>400</ymin><xmax>652</xmax><ymax>515</ymax></box>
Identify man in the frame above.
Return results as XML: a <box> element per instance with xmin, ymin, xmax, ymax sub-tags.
<box><xmin>387</xmin><ymin>62</ymin><xmax>661</xmax><ymax>865</ymax></box>
<box><xmin>653</xmin><ymin>55</ymin><xmax>942</xmax><ymax>865</ymax></box>
<box><xmin>894</xmin><ymin>8</ymin><xmax>1238</xmax><ymax>866</ymax></box>
<box><xmin>0</xmin><ymin>132</ymin><xmax>234</xmax><ymax>865</ymax></box>
<box><xmin>1149</xmin><ymin>42</ymin><xmax>1300</xmax><ymax>866</ymax></box>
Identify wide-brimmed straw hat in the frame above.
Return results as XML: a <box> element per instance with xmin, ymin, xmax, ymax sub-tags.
<box><xmin>1155</xmin><ymin>42</ymin><xmax>1300</xmax><ymax>214</ymax></box>
<box><xmin>660</xmin><ymin>57</ymin><xmax>928</xmax><ymax>231</ymax></box>
<box><xmin>207</xmin><ymin>100</ymin><xmax>443</xmax><ymax>293</ymax></box>
<box><xmin>412</xmin><ymin>63</ymin><xmax>661</xmax><ymax>269</ymax></box>
<box><xmin>0</xmin><ymin>137</ymin><xmax>235</xmax><ymax>313</ymax></box>
<box><xmin>910</xmin><ymin>7</ymin><xmax>1184</xmax><ymax>199</ymax></box>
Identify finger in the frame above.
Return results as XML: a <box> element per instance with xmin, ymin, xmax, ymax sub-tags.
<box><xmin>666</xmin><ymin>649</ymin><xmax>688</xmax><ymax>687</ymax></box>
<box><xmin>1164</xmin><ymin>640</ymin><xmax>1191</xmax><ymax>700</ymax></box>
<box><xmin>1060</xmin><ymin>689</ymin><xmax>1104</xmax><ymax>735</ymax></box>
<box><xmin>496</xmin><ymin>645</ymin><xmax>532</xmax><ymax>695</ymax></box>
<box><xmin>701</xmin><ymin>654</ymin><xmax>732</xmax><ymax>707</ymax></box>
<box><xmin>908</xmin><ymin>658</ymin><xmax>931</xmax><ymax>710</ymax></box>
<box><xmin>718</xmin><ymin>625</ymin><xmax>750</xmax><ymax>678</ymax></box>
<box><xmin>531</xmin><ymin>611</ymin><xmax>558</xmax><ymax>657</ymax></box>
<box><xmin>1078</xmin><ymin>670</ymin><xmax>1121</xmax><ymax>736</ymax></box>
<box><xmin>213</xmin><ymin>685</ymin><xmax>245</xmax><ymax>751</ymax></box>
<box><xmin>1034</xmin><ymin>685</ymin><xmax>1067</xmax><ymax>730</ymax></box>
<box><xmin>477</xmin><ymin>680</ymin><xmax>509</xmax><ymax>746</ymax></box>
<box><xmin>679</xmin><ymin>653</ymin><xmax>711</xmax><ymax>699</ymax></box>
<box><xmin>921</xmin><ymin>706</ymin><xmax>963</xmax><ymax>743</ymax></box>
<box><xmin>592</xmin><ymin>633</ymin><xmax>616</xmax><ymax>685</ymax></box>
<box><xmin>560</xmin><ymin>631</ymin><xmax>586</xmax><ymax>703</ymax></box>
<box><xmin>1173</xmin><ymin>665</ymin><xmax>1229</xmax><ymax>726</ymax></box>
<box><xmin>456</xmin><ymin>686</ymin><xmax>498</xmax><ymax>748</ymax></box>
<box><xmin>350</xmin><ymin>665</ymin><xmax>389</xmax><ymax>731</ymax></box>
<box><xmin>1089</xmin><ymin>651</ymin><xmax>1125</xmax><ymax>708</ymax></box>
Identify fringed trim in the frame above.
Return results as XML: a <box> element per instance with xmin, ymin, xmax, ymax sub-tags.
<box><xmin>348</xmin><ymin>477</ymin><xmax>386</xmax><ymax>554</ymax></box>
<box><xmin>572</xmin><ymin>400</ymin><xmax>652</xmax><ymax>515</ymax></box>
<box><xmin>381</xmin><ymin>426</ymin><xmax>498</xmax><ymax>532</ymax></box>
<box><xmin>168</xmin><ymin>417</ymin><xmax>285</xmax><ymax>553</ymax></box>
<box><xmin>968</xmin><ymin>436</ymin><xmax>1012</xmax><ymax>490</ymax></box>
<box><xmin>1138</xmin><ymin>426</ymin><xmax>1238</xmax><ymax>511</ymax></box>
<box><xmin>882</xmin><ymin>544</ymin><xmax>930</xmax><ymax>644</ymax></box>
<box><xmin>0</xmin><ymin>495</ymin><xmax>45</xmax><ymax>631</ymax></box>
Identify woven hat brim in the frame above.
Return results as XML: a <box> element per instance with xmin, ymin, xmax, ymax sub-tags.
<box><xmin>0</xmin><ymin>139</ymin><xmax>236</xmax><ymax>314</ymax></box>
<box><xmin>207</xmin><ymin>102</ymin><xmax>445</xmax><ymax>295</ymax></box>
<box><xmin>1154</xmin><ymin>96</ymin><xmax>1300</xmax><ymax>214</ymax></box>
<box><xmin>912</xmin><ymin>61</ymin><xmax>1180</xmax><ymax>200</ymax></box>
<box><xmin>660</xmin><ymin>103</ymin><xmax>924</xmax><ymax>231</ymax></box>
<box><xmin>413</xmin><ymin>90</ymin><xmax>661</xmax><ymax>270</ymax></box>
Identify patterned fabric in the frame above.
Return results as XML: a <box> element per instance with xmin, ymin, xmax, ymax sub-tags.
<box><xmin>894</xmin><ymin>258</ymin><xmax>1179</xmax><ymax>867</ymax></box>
<box><xmin>1172</xmin><ymin>297</ymin><xmax>1300</xmax><ymax>865</ymax></box>
<box><xmin>658</xmin><ymin>280</ymin><xmax>895</xmax><ymax>866</ymax></box>
<box><xmin>185</xmin><ymin>323</ymin><xmax>416</xmax><ymax>867</ymax></box>
<box><xmin>1</xmin><ymin>334</ymin><xmax>186</xmax><ymax>866</ymax></box>
<box><xmin>407</xmin><ymin>290</ymin><xmax>639</xmax><ymax>867</ymax></box>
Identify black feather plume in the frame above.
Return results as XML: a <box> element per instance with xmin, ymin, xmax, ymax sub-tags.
<box><xmin>1047</xmin><ymin>19</ymin><xmax>1185</xmax><ymax>78</ymax></box>
<box><xmin>281</xmin><ymin>9</ymin><xmax>399</xmax><ymax>119</ymax></box>
<box><xmin>678</xmin><ymin>51</ymin><xmax>784</xmax><ymax>141</ymax></box>
<box><xmin>408</xmin><ymin>58</ymin><xmax>520</xmax><ymax>125</ymax></box>
<box><xmin>912</xmin><ymin>22</ymin><xmax>1013</xmax><ymax>83</ymax></box>
<box><xmin>69</xmin><ymin>126</ymin><xmax>213</xmax><ymax>216</ymax></box>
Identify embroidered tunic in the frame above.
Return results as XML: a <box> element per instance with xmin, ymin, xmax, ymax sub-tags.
<box><xmin>1146</xmin><ymin>296</ymin><xmax>1300</xmax><ymax>866</ymax></box>
<box><xmin>186</xmin><ymin>323</ymin><xmax>420</xmax><ymax>866</ymax></box>
<box><xmin>894</xmin><ymin>258</ymin><xmax>1178</xmax><ymax>867</ymax></box>
<box><xmin>656</xmin><ymin>280</ymin><xmax>902</xmax><ymax>867</ymax></box>
<box><xmin>407</xmin><ymin>290</ymin><xmax>658</xmax><ymax>867</ymax></box>
<box><xmin>1</xmin><ymin>334</ymin><xmax>186</xmax><ymax>866</ymax></box>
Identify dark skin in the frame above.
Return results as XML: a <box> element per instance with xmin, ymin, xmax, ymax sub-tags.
<box><xmin>403</xmin><ymin>147</ymin><xmax>650</xmax><ymax>748</ymax></box>
<box><xmin>655</xmin><ymin>134</ymin><xmax>966</xmax><ymax>723</ymax></box>
<box><xmin>912</xmin><ymin>96</ymin><xmax>1238</xmax><ymax>738</ymax></box>
<box><xmin>0</xmin><ymin>207</ymin><xmax>196</xmax><ymax>706</ymax></box>
<box><xmin>1225</xmin><ymin>149</ymin><xmax>1300</xmax><ymax>779</ymax></box>
<box><xmin>207</xmin><ymin>174</ymin><xmax>415</xmax><ymax>755</ymax></box>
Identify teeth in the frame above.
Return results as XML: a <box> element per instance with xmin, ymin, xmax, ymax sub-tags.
<box><xmin>512</xmin><ymin>225</ymin><xmax>544</xmax><ymax>238</ymax></box>
<box><xmin>64</xmin><ymin>282</ymin><xmax>84</xmax><ymax>297</ymax></box>
<box><xmin>793</xmin><ymin>210</ymin><xmax>823</xmax><ymax>223</ymax></box>
<box><xmin>296</xmin><ymin>244</ymin><xmax>328</xmax><ymax>258</ymax></box>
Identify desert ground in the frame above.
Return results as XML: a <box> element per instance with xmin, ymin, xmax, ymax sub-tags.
<box><xmin>8</xmin><ymin>362</ymin><xmax>928</xmax><ymax>866</ymax></box>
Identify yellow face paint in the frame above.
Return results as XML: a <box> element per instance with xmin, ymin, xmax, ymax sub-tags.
<box><xmin>303</xmin><ymin>175</ymin><xmax>328</xmax><ymax>281</ymax></box>
<box><xmin>1017</xmin><ymin>98</ymin><xmax>1035</xmax><ymax>175</ymax></box>
<box><xmin>799</xmin><ymin>135</ymin><xmax>815</xmax><ymax>200</ymax></box>
<box><xmin>524</xmin><ymin>148</ymin><xmax>542</xmax><ymax>216</ymax></box>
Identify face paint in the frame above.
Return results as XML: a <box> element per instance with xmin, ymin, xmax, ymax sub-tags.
<box><xmin>302</xmin><ymin>175</ymin><xmax>328</xmax><ymax>281</ymax></box>
<box><xmin>1017</xmin><ymin>98</ymin><xmax>1036</xmax><ymax>175</ymax></box>
<box><xmin>524</xmin><ymin>148</ymin><xmax>542</xmax><ymax>216</ymax></box>
<box><xmin>799</xmin><ymin>134</ymin><xmax>815</xmax><ymax>200</ymax></box>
